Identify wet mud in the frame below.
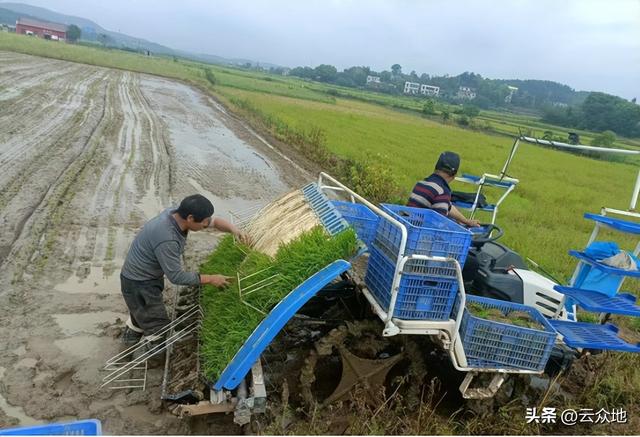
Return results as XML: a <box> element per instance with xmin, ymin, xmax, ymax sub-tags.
<box><xmin>0</xmin><ymin>51</ymin><xmax>308</xmax><ymax>434</ymax></box>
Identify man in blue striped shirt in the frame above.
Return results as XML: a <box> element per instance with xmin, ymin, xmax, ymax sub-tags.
<box><xmin>408</xmin><ymin>151</ymin><xmax>479</xmax><ymax>227</ymax></box>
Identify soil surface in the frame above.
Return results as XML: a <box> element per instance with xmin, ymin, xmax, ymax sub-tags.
<box><xmin>0</xmin><ymin>51</ymin><xmax>309</xmax><ymax>434</ymax></box>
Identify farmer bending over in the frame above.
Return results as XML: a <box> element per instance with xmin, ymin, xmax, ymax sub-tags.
<box><xmin>407</xmin><ymin>151</ymin><xmax>480</xmax><ymax>227</ymax></box>
<box><xmin>120</xmin><ymin>194</ymin><xmax>245</xmax><ymax>346</ymax></box>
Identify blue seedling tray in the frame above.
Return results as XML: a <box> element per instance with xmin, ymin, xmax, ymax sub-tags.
<box><xmin>302</xmin><ymin>183</ymin><xmax>349</xmax><ymax>236</ymax></box>
<box><xmin>213</xmin><ymin>260</ymin><xmax>351</xmax><ymax>391</ymax></box>
<box><xmin>330</xmin><ymin>200</ymin><xmax>379</xmax><ymax>247</ymax></box>
<box><xmin>550</xmin><ymin>320</ymin><xmax>640</xmax><ymax>352</ymax></box>
<box><xmin>569</xmin><ymin>251</ymin><xmax>640</xmax><ymax>278</ymax></box>
<box><xmin>459</xmin><ymin>295</ymin><xmax>557</xmax><ymax>371</ymax></box>
<box><xmin>457</xmin><ymin>173</ymin><xmax>517</xmax><ymax>188</ymax></box>
<box><xmin>0</xmin><ymin>419</ymin><xmax>101</xmax><ymax>436</ymax></box>
<box><xmin>554</xmin><ymin>286</ymin><xmax>640</xmax><ymax>316</ymax></box>
<box><xmin>584</xmin><ymin>213</ymin><xmax>640</xmax><ymax>235</ymax></box>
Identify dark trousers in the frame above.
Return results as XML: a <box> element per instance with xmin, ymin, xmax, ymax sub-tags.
<box><xmin>120</xmin><ymin>274</ymin><xmax>170</xmax><ymax>337</ymax></box>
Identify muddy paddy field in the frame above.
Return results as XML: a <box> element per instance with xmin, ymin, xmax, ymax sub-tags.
<box><xmin>0</xmin><ymin>51</ymin><xmax>310</xmax><ymax>434</ymax></box>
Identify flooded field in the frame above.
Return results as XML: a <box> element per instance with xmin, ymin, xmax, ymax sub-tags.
<box><xmin>0</xmin><ymin>51</ymin><xmax>308</xmax><ymax>434</ymax></box>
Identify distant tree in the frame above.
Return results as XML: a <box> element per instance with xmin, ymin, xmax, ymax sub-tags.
<box><xmin>270</xmin><ymin>67</ymin><xmax>287</xmax><ymax>75</ymax></box>
<box><xmin>314</xmin><ymin>64</ymin><xmax>338</xmax><ymax>82</ymax></box>
<box><xmin>441</xmin><ymin>110</ymin><xmax>450</xmax><ymax>122</ymax></box>
<box><xmin>591</xmin><ymin>130</ymin><xmax>617</xmax><ymax>147</ymax></box>
<box><xmin>581</xmin><ymin>92</ymin><xmax>640</xmax><ymax>136</ymax></box>
<box><xmin>66</xmin><ymin>24</ymin><xmax>81</xmax><ymax>42</ymax></box>
<box><xmin>379</xmin><ymin>71</ymin><xmax>392</xmax><ymax>82</ymax></box>
<box><xmin>456</xmin><ymin>115</ymin><xmax>470</xmax><ymax>126</ymax></box>
<box><xmin>204</xmin><ymin>68</ymin><xmax>217</xmax><ymax>86</ymax></box>
<box><xmin>422</xmin><ymin>99</ymin><xmax>436</xmax><ymax>115</ymax></box>
<box><xmin>542</xmin><ymin>130</ymin><xmax>554</xmax><ymax>140</ymax></box>
<box><xmin>632</xmin><ymin>97</ymin><xmax>637</xmax><ymax>104</ymax></box>
<box><xmin>97</xmin><ymin>33</ymin><xmax>113</xmax><ymax>46</ymax></box>
<box><xmin>462</xmin><ymin>104</ymin><xmax>480</xmax><ymax>118</ymax></box>
<box><xmin>341</xmin><ymin>66</ymin><xmax>369</xmax><ymax>86</ymax></box>
<box><xmin>290</xmin><ymin>66</ymin><xmax>315</xmax><ymax>79</ymax></box>
<box><xmin>391</xmin><ymin>64</ymin><xmax>402</xmax><ymax>76</ymax></box>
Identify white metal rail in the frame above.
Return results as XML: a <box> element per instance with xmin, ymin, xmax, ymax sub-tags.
<box><xmin>318</xmin><ymin>172</ymin><xmax>544</xmax><ymax>379</ymax></box>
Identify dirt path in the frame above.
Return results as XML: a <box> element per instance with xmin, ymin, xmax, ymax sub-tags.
<box><xmin>0</xmin><ymin>51</ymin><xmax>309</xmax><ymax>434</ymax></box>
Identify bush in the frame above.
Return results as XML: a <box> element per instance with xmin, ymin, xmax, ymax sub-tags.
<box><xmin>462</xmin><ymin>104</ymin><xmax>480</xmax><ymax>118</ymax></box>
<box><xmin>591</xmin><ymin>130</ymin><xmax>616</xmax><ymax>147</ymax></box>
<box><xmin>456</xmin><ymin>115</ymin><xmax>470</xmax><ymax>126</ymax></box>
<box><xmin>204</xmin><ymin>68</ymin><xmax>217</xmax><ymax>86</ymax></box>
<box><xmin>337</xmin><ymin>155</ymin><xmax>402</xmax><ymax>204</ymax></box>
<box><xmin>422</xmin><ymin>99</ymin><xmax>436</xmax><ymax>115</ymax></box>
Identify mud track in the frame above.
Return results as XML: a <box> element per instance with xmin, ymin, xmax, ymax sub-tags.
<box><xmin>0</xmin><ymin>52</ymin><xmax>308</xmax><ymax>434</ymax></box>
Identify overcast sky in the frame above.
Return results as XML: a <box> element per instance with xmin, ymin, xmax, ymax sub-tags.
<box><xmin>4</xmin><ymin>0</ymin><xmax>639</xmax><ymax>99</ymax></box>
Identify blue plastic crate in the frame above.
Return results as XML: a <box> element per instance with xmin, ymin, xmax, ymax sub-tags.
<box><xmin>365</xmin><ymin>245</ymin><xmax>458</xmax><ymax>320</ymax></box>
<box><xmin>374</xmin><ymin>204</ymin><xmax>472</xmax><ymax>278</ymax></box>
<box><xmin>330</xmin><ymin>200</ymin><xmax>379</xmax><ymax>247</ymax></box>
<box><xmin>0</xmin><ymin>419</ymin><xmax>101</xmax><ymax>436</ymax></box>
<box><xmin>458</xmin><ymin>296</ymin><xmax>556</xmax><ymax>371</ymax></box>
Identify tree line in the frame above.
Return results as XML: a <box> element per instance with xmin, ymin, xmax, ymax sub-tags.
<box><xmin>287</xmin><ymin>64</ymin><xmax>591</xmax><ymax>108</ymax></box>
<box><xmin>542</xmin><ymin>92</ymin><xmax>640</xmax><ymax>138</ymax></box>
<box><xmin>285</xmin><ymin>63</ymin><xmax>639</xmax><ymax>138</ymax></box>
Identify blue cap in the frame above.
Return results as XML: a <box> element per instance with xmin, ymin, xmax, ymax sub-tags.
<box><xmin>435</xmin><ymin>151</ymin><xmax>460</xmax><ymax>174</ymax></box>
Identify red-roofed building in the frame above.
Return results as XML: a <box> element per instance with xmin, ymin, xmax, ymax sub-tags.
<box><xmin>16</xmin><ymin>18</ymin><xmax>67</xmax><ymax>41</ymax></box>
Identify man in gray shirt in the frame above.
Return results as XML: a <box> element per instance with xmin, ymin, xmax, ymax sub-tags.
<box><xmin>120</xmin><ymin>194</ymin><xmax>245</xmax><ymax>345</ymax></box>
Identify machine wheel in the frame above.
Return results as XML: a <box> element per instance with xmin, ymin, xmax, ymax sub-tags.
<box><xmin>298</xmin><ymin>320</ymin><xmax>426</xmax><ymax>408</ymax></box>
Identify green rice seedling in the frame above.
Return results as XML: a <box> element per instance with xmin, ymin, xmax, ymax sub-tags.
<box><xmin>467</xmin><ymin>302</ymin><xmax>542</xmax><ymax>329</ymax></box>
<box><xmin>199</xmin><ymin>227</ymin><xmax>357</xmax><ymax>381</ymax></box>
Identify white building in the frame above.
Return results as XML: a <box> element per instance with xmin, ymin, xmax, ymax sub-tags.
<box><xmin>420</xmin><ymin>84</ymin><xmax>440</xmax><ymax>97</ymax></box>
<box><xmin>366</xmin><ymin>75</ymin><xmax>381</xmax><ymax>84</ymax></box>
<box><xmin>404</xmin><ymin>81</ymin><xmax>421</xmax><ymax>94</ymax></box>
<box><xmin>504</xmin><ymin>85</ymin><xmax>518</xmax><ymax>103</ymax></box>
<box><xmin>457</xmin><ymin>86</ymin><xmax>476</xmax><ymax>100</ymax></box>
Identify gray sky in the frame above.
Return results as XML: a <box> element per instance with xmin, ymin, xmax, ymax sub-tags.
<box><xmin>5</xmin><ymin>0</ymin><xmax>640</xmax><ymax>99</ymax></box>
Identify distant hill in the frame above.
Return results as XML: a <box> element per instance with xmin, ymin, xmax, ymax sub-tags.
<box><xmin>0</xmin><ymin>2</ymin><xmax>281</xmax><ymax>68</ymax></box>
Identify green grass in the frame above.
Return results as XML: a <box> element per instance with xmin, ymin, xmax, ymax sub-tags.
<box><xmin>215</xmin><ymin>87</ymin><xmax>640</xmax><ymax>281</ymax></box>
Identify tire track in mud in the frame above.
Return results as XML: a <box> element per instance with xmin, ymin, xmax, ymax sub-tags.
<box><xmin>48</xmin><ymin>70</ymin><xmax>174</xmax><ymax>275</ymax></box>
<box><xmin>0</xmin><ymin>65</ymin><xmax>98</xmax><ymax>166</ymax></box>
<box><xmin>0</xmin><ymin>55</ymin><xmax>299</xmax><ymax>434</ymax></box>
<box><xmin>0</xmin><ymin>68</ymin><xmax>102</xmax><ymax>179</ymax></box>
<box><xmin>0</xmin><ymin>61</ymin><xmax>83</xmax><ymax>112</ymax></box>
<box><xmin>0</xmin><ymin>67</ymin><xmax>101</xmax><ymax>242</ymax></box>
<box><xmin>0</xmin><ymin>70</ymin><xmax>109</xmax><ymax>276</ymax></box>
<box><xmin>130</xmin><ymin>74</ymin><xmax>173</xmax><ymax>215</ymax></box>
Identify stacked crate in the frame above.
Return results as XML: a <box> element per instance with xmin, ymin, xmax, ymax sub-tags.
<box><xmin>365</xmin><ymin>204</ymin><xmax>472</xmax><ymax>320</ymax></box>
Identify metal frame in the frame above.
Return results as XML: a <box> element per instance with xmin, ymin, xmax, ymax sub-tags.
<box><xmin>317</xmin><ymin>172</ymin><xmax>544</xmax><ymax>396</ymax></box>
<box><xmin>102</xmin><ymin>305</ymin><xmax>202</xmax><ymax>389</ymax></box>
<box><xmin>568</xmin><ymin>207</ymin><xmax>640</xmax><ymax>290</ymax></box>
<box><xmin>454</xmin><ymin>173</ymin><xmax>519</xmax><ymax>224</ymax></box>
<box><xmin>518</xmin><ymin>136</ymin><xmax>640</xmax><ymax>211</ymax></box>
